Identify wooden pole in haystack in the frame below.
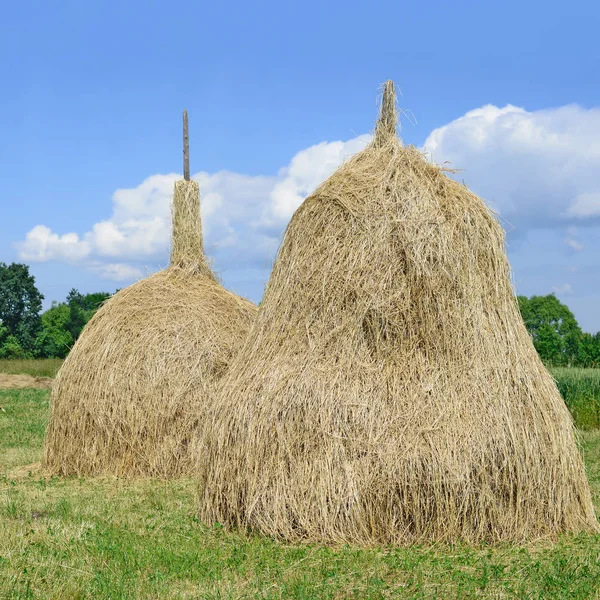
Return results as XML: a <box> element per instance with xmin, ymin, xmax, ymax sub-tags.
<box><xmin>171</xmin><ymin>109</ymin><xmax>203</xmax><ymax>268</ymax></box>
<box><xmin>183</xmin><ymin>108</ymin><xmax>190</xmax><ymax>181</ymax></box>
<box><xmin>43</xmin><ymin>108</ymin><xmax>257</xmax><ymax>479</ymax></box>
<box><xmin>373</xmin><ymin>80</ymin><xmax>397</xmax><ymax>147</ymax></box>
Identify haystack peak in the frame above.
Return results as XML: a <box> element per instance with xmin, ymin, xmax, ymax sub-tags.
<box><xmin>373</xmin><ymin>79</ymin><xmax>399</xmax><ymax>147</ymax></box>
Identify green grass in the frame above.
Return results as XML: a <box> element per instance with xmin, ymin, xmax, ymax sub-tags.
<box><xmin>3</xmin><ymin>360</ymin><xmax>600</xmax><ymax>430</ymax></box>
<box><xmin>550</xmin><ymin>367</ymin><xmax>600</xmax><ymax>430</ymax></box>
<box><xmin>3</xmin><ymin>360</ymin><xmax>600</xmax><ymax>429</ymax></box>
<box><xmin>1</xmin><ymin>390</ymin><xmax>600</xmax><ymax>598</ymax></box>
<box><xmin>0</xmin><ymin>389</ymin><xmax>49</xmax><ymax>470</ymax></box>
<box><xmin>0</xmin><ymin>359</ymin><xmax>63</xmax><ymax>378</ymax></box>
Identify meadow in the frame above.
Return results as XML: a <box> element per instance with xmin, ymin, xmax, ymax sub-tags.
<box><xmin>550</xmin><ymin>367</ymin><xmax>600</xmax><ymax>430</ymax></box>
<box><xmin>0</xmin><ymin>359</ymin><xmax>63</xmax><ymax>379</ymax></box>
<box><xmin>0</xmin><ymin>364</ymin><xmax>599</xmax><ymax>598</ymax></box>
<box><xmin>3</xmin><ymin>359</ymin><xmax>600</xmax><ymax>429</ymax></box>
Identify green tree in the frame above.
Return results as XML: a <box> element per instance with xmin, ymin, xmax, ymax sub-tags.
<box><xmin>66</xmin><ymin>289</ymin><xmax>87</xmax><ymax>341</ymax></box>
<box><xmin>78</xmin><ymin>291</ymin><xmax>110</xmax><ymax>312</ymax></box>
<box><xmin>578</xmin><ymin>332</ymin><xmax>600</xmax><ymax>368</ymax></box>
<box><xmin>0</xmin><ymin>262</ymin><xmax>43</xmax><ymax>354</ymax></box>
<box><xmin>0</xmin><ymin>321</ymin><xmax>26</xmax><ymax>359</ymax></box>
<box><xmin>36</xmin><ymin>302</ymin><xmax>73</xmax><ymax>358</ymax></box>
<box><xmin>0</xmin><ymin>323</ymin><xmax>17</xmax><ymax>358</ymax></box>
<box><xmin>64</xmin><ymin>289</ymin><xmax>110</xmax><ymax>341</ymax></box>
<box><xmin>518</xmin><ymin>294</ymin><xmax>582</xmax><ymax>366</ymax></box>
<box><xmin>0</xmin><ymin>335</ymin><xmax>26</xmax><ymax>359</ymax></box>
<box><xmin>35</xmin><ymin>290</ymin><xmax>111</xmax><ymax>357</ymax></box>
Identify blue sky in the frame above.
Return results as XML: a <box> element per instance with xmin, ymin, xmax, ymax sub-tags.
<box><xmin>2</xmin><ymin>1</ymin><xmax>600</xmax><ymax>331</ymax></box>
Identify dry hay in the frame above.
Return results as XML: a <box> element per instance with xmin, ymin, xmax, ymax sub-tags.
<box><xmin>197</xmin><ymin>82</ymin><xmax>599</xmax><ymax>545</ymax></box>
<box><xmin>44</xmin><ymin>179</ymin><xmax>256</xmax><ymax>477</ymax></box>
<box><xmin>0</xmin><ymin>373</ymin><xmax>53</xmax><ymax>389</ymax></box>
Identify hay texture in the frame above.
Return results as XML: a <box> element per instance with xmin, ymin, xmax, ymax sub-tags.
<box><xmin>44</xmin><ymin>179</ymin><xmax>256</xmax><ymax>477</ymax></box>
<box><xmin>197</xmin><ymin>82</ymin><xmax>599</xmax><ymax>545</ymax></box>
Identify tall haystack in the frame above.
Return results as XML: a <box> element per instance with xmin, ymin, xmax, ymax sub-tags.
<box><xmin>44</xmin><ymin>111</ymin><xmax>256</xmax><ymax>477</ymax></box>
<box><xmin>197</xmin><ymin>82</ymin><xmax>598</xmax><ymax>545</ymax></box>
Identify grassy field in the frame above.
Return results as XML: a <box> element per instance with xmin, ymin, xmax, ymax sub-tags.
<box><xmin>0</xmin><ymin>389</ymin><xmax>599</xmax><ymax>599</ymax></box>
<box><xmin>550</xmin><ymin>367</ymin><xmax>600</xmax><ymax>430</ymax></box>
<box><xmin>3</xmin><ymin>359</ymin><xmax>600</xmax><ymax>429</ymax></box>
<box><xmin>0</xmin><ymin>359</ymin><xmax>63</xmax><ymax>379</ymax></box>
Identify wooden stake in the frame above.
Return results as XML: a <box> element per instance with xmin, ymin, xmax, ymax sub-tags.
<box><xmin>183</xmin><ymin>109</ymin><xmax>190</xmax><ymax>181</ymax></box>
<box><xmin>373</xmin><ymin>80</ymin><xmax>397</xmax><ymax>147</ymax></box>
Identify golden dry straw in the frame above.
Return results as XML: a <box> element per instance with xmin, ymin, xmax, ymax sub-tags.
<box><xmin>45</xmin><ymin>169</ymin><xmax>256</xmax><ymax>477</ymax></box>
<box><xmin>197</xmin><ymin>82</ymin><xmax>599</xmax><ymax>545</ymax></box>
<box><xmin>171</xmin><ymin>180</ymin><xmax>204</xmax><ymax>267</ymax></box>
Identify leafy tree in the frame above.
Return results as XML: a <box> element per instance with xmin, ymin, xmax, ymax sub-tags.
<box><xmin>64</xmin><ymin>289</ymin><xmax>110</xmax><ymax>341</ymax></box>
<box><xmin>518</xmin><ymin>294</ymin><xmax>583</xmax><ymax>366</ymax></box>
<box><xmin>66</xmin><ymin>289</ymin><xmax>87</xmax><ymax>341</ymax></box>
<box><xmin>34</xmin><ymin>290</ymin><xmax>112</xmax><ymax>357</ymax></box>
<box><xmin>78</xmin><ymin>291</ymin><xmax>110</xmax><ymax>312</ymax></box>
<box><xmin>36</xmin><ymin>302</ymin><xmax>73</xmax><ymax>358</ymax></box>
<box><xmin>578</xmin><ymin>332</ymin><xmax>600</xmax><ymax>368</ymax></box>
<box><xmin>0</xmin><ymin>262</ymin><xmax>43</xmax><ymax>354</ymax></box>
<box><xmin>0</xmin><ymin>320</ymin><xmax>26</xmax><ymax>359</ymax></box>
<box><xmin>0</xmin><ymin>335</ymin><xmax>26</xmax><ymax>359</ymax></box>
<box><xmin>0</xmin><ymin>323</ymin><xmax>10</xmax><ymax>356</ymax></box>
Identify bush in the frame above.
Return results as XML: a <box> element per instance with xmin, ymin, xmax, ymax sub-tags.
<box><xmin>36</xmin><ymin>303</ymin><xmax>73</xmax><ymax>358</ymax></box>
<box><xmin>0</xmin><ymin>335</ymin><xmax>28</xmax><ymax>359</ymax></box>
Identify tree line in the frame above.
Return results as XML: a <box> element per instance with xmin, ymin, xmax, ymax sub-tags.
<box><xmin>517</xmin><ymin>294</ymin><xmax>600</xmax><ymax>367</ymax></box>
<box><xmin>0</xmin><ymin>262</ymin><xmax>110</xmax><ymax>359</ymax></box>
<box><xmin>0</xmin><ymin>262</ymin><xmax>599</xmax><ymax>366</ymax></box>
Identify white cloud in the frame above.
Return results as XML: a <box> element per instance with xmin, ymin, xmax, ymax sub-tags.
<box><xmin>111</xmin><ymin>174</ymin><xmax>177</xmax><ymax>222</ymax></box>
<box><xmin>88</xmin><ymin>216</ymin><xmax>169</xmax><ymax>259</ymax></box>
<box><xmin>17</xmin><ymin>225</ymin><xmax>90</xmax><ymax>262</ymax></box>
<box><xmin>567</xmin><ymin>192</ymin><xmax>600</xmax><ymax>218</ymax></box>
<box><xmin>553</xmin><ymin>283</ymin><xmax>573</xmax><ymax>295</ymax></box>
<box><xmin>423</xmin><ymin>104</ymin><xmax>600</xmax><ymax>229</ymax></box>
<box><xmin>267</xmin><ymin>135</ymin><xmax>370</xmax><ymax>221</ymax></box>
<box><xmin>15</xmin><ymin>137</ymin><xmax>367</xmax><ymax>281</ymax></box>
<box><xmin>565</xmin><ymin>226</ymin><xmax>584</xmax><ymax>251</ymax></box>
<box><xmin>15</xmin><ymin>102</ymin><xmax>600</xmax><ymax>289</ymax></box>
<box><xmin>90</xmin><ymin>262</ymin><xmax>144</xmax><ymax>282</ymax></box>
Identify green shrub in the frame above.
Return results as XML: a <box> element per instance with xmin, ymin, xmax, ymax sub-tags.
<box><xmin>36</xmin><ymin>303</ymin><xmax>73</xmax><ymax>358</ymax></box>
<box><xmin>0</xmin><ymin>335</ymin><xmax>28</xmax><ymax>359</ymax></box>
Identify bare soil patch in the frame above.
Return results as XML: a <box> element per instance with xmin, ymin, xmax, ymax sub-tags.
<box><xmin>0</xmin><ymin>374</ymin><xmax>53</xmax><ymax>390</ymax></box>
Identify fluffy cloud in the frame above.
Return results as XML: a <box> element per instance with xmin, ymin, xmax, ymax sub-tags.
<box><xmin>90</xmin><ymin>262</ymin><xmax>144</xmax><ymax>282</ymax></box>
<box><xmin>423</xmin><ymin>104</ymin><xmax>600</xmax><ymax>230</ymax></box>
<box><xmin>17</xmin><ymin>226</ymin><xmax>90</xmax><ymax>262</ymax></box>
<box><xmin>16</xmin><ymin>137</ymin><xmax>367</xmax><ymax>281</ymax></box>
<box><xmin>16</xmin><ymin>102</ymin><xmax>600</xmax><ymax>292</ymax></box>
<box><xmin>568</xmin><ymin>192</ymin><xmax>600</xmax><ymax>218</ymax></box>
<box><xmin>552</xmin><ymin>283</ymin><xmax>573</xmax><ymax>295</ymax></box>
<box><xmin>267</xmin><ymin>135</ymin><xmax>370</xmax><ymax>222</ymax></box>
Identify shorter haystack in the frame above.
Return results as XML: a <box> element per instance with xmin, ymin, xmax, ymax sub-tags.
<box><xmin>44</xmin><ymin>114</ymin><xmax>256</xmax><ymax>477</ymax></box>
